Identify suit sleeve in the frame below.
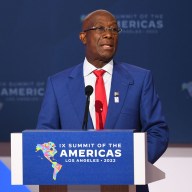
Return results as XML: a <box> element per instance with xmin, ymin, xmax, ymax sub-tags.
<box><xmin>140</xmin><ymin>71</ymin><xmax>169</xmax><ymax>164</ymax></box>
<box><xmin>36</xmin><ymin>77</ymin><xmax>61</xmax><ymax>129</ymax></box>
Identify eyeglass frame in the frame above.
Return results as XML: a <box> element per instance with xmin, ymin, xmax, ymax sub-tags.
<box><xmin>83</xmin><ymin>26</ymin><xmax>122</xmax><ymax>34</ymax></box>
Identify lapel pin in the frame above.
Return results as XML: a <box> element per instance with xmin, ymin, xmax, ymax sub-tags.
<box><xmin>114</xmin><ymin>92</ymin><xmax>119</xmax><ymax>103</ymax></box>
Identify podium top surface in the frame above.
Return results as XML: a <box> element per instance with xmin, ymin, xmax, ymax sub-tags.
<box><xmin>22</xmin><ymin>129</ymin><xmax>135</xmax><ymax>133</ymax></box>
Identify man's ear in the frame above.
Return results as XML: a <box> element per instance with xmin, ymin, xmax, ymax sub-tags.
<box><xmin>79</xmin><ymin>32</ymin><xmax>86</xmax><ymax>45</ymax></box>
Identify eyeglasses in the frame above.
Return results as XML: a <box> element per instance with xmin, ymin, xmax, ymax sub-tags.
<box><xmin>83</xmin><ymin>26</ymin><xmax>122</xmax><ymax>35</ymax></box>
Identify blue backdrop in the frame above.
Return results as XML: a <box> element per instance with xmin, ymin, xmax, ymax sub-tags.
<box><xmin>0</xmin><ymin>0</ymin><xmax>191</xmax><ymax>143</ymax></box>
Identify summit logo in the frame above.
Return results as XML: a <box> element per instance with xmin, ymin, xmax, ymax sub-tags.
<box><xmin>0</xmin><ymin>102</ymin><xmax>3</xmax><ymax>111</ymax></box>
<box><xmin>36</xmin><ymin>142</ymin><xmax>62</xmax><ymax>180</ymax></box>
<box><xmin>80</xmin><ymin>13</ymin><xmax>164</xmax><ymax>35</ymax></box>
<box><xmin>182</xmin><ymin>81</ymin><xmax>192</xmax><ymax>98</ymax></box>
<box><xmin>115</xmin><ymin>13</ymin><xmax>164</xmax><ymax>34</ymax></box>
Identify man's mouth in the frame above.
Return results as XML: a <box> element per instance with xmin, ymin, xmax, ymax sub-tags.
<box><xmin>101</xmin><ymin>44</ymin><xmax>113</xmax><ymax>49</ymax></box>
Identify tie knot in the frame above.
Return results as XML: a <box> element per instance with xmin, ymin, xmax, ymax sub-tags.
<box><xmin>93</xmin><ymin>69</ymin><xmax>106</xmax><ymax>77</ymax></box>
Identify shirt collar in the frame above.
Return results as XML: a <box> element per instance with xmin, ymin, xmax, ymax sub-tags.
<box><xmin>83</xmin><ymin>58</ymin><xmax>113</xmax><ymax>77</ymax></box>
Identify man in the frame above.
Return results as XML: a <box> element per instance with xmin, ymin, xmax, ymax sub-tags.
<box><xmin>37</xmin><ymin>10</ymin><xmax>169</xmax><ymax>192</ymax></box>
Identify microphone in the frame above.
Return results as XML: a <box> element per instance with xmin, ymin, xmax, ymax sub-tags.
<box><xmin>82</xmin><ymin>85</ymin><xmax>93</xmax><ymax>130</ymax></box>
<box><xmin>85</xmin><ymin>85</ymin><xmax>93</xmax><ymax>97</ymax></box>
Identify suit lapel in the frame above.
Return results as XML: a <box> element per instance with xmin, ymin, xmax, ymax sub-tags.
<box><xmin>67</xmin><ymin>63</ymin><xmax>94</xmax><ymax>129</ymax></box>
<box><xmin>67</xmin><ymin>62</ymin><xmax>133</xmax><ymax>130</ymax></box>
<box><xmin>105</xmin><ymin>62</ymin><xmax>134</xmax><ymax>129</ymax></box>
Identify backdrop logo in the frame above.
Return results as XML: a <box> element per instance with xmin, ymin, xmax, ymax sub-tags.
<box><xmin>36</xmin><ymin>142</ymin><xmax>62</xmax><ymax>180</ymax></box>
<box><xmin>115</xmin><ymin>13</ymin><xmax>164</xmax><ymax>34</ymax></box>
<box><xmin>0</xmin><ymin>81</ymin><xmax>45</xmax><ymax>103</ymax></box>
<box><xmin>80</xmin><ymin>13</ymin><xmax>164</xmax><ymax>35</ymax></box>
<box><xmin>182</xmin><ymin>81</ymin><xmax>192</xmax><ymax>98</ymax></box>
<box><xmin>0</xmin><ymin>102</ymin><xmax>3</xmax><ymax>111</ymax></box>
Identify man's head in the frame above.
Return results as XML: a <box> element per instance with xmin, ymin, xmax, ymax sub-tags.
<box><xmin>79</xmin><ymin>10</ymin><xmax>121</xmax><ymax>68</ymax></box>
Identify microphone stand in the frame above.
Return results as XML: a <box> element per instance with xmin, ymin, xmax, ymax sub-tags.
<box><xmin>82</xmin><ymin>94</ymin><xmax>91</xmax><ymax>130</ymax></box>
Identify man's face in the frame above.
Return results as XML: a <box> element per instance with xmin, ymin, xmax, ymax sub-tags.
<box><xmin>80</xmin><ymin>12</ymin><xmax>119</xmax><ymax>65</ymax></box>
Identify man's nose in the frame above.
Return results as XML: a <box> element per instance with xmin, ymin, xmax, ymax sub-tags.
<box><xmin>102</xmin><ymin>30</ymin><xmax>113</xmax><ymax>38</ymax></box>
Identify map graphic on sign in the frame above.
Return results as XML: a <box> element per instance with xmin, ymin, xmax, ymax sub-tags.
<box><xmin>35</xmin><ymin>142</ymin><xmax>62</xmax><ymax>180</ymax></box>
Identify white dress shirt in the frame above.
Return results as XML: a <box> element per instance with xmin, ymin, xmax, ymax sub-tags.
<box><xmin>83</xmin><ymin>58</ymin><xmax>113</xmax><ymax>129</ymax></box>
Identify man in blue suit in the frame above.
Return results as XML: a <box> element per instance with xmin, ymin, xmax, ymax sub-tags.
<box><xmin>37</xmin><ymin>9</ymin><xmax>169</xmax><ymax>192</ymax></box>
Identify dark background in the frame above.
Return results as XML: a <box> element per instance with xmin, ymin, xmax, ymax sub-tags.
<box><xmin>0</xmin><ymin>0</ymin><xmax>191</xmax><ymax>143</ymax></box>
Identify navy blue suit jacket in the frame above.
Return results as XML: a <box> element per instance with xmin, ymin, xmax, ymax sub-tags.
<box><xmin>37</xmin><ymin>62</ymin><xmax>169</xmax><ymax>191</ymax></box>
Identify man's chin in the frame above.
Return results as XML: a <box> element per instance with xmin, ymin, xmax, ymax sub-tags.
<box><xmin>100</xmin><ymin>54</ymin><xmax>114</xmax><ymax>63</ymax></box>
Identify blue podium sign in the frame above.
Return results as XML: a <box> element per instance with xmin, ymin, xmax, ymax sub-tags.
<box><xmin>22</xmin><ymin>130</ymin><xmax>134</xmax><ymax>185</ymax></box>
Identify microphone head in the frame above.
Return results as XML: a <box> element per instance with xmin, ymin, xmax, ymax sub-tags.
<box><xmin>85</xmin><ymin>85</ymin><xmax>93</xmax><ymax>96</ymax></box>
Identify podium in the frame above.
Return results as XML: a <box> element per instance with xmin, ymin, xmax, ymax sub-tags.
<box><xmin>11</xmin><ymin>130</ymin><xmax>165</xmax><ymax>192</ymax></box>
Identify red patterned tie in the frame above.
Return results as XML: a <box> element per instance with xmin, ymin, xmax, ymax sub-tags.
<box><xmin>93</xmin><ymin>70</ymin><xmax>107</xmax><ymax>130</ymax></box>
